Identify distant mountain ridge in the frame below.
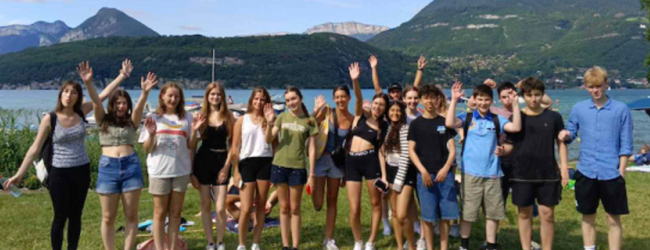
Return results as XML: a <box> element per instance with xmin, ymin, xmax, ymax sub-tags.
<box><xmin>369</xmin><ymin>0</ymin><xmax>649</xmax><ymax>85</ymax></box>
<box><xmin>0</xmin><ymin>7</ymin><xmax>158</xmax><ymax>54</ymax></box>
<box><xmin>306</xmin><ymin>22</ymin><xmax>389</xmax><ymax>41</ymax></box>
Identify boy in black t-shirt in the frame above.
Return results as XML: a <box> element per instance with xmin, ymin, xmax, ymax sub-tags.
<box><xmin>408</xmin><ymin>85</ymin><xmax>458</xmax><ymax>250</ymax></box>
<box><xmin>503</xmin><ymin>78</ymin><xmax>569</xmax><ymax>250</ymax></box>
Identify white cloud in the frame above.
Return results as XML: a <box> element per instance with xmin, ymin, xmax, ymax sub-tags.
<box><xmin>179</xmin><ymin>25</ymin><xmax>203</xmax><ymax>31</ymax></box>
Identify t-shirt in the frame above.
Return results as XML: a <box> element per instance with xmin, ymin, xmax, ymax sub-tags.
<box><xmin>408</xmin><ymin>116</ymin><xmax>457</xmax><ymax>174</ymax></box>
<box><xmin>507</xmin><ymin>109</ymin><xmax>564</xmax><ymax>182</ymax></box>
<box><xmin>458</xmin><ymin>110</ymin><xmax>510</xmax><ymax>178</ymax></box>
<box><xmin>138</xmin><ymin>113</ymin><xmax>193</xmax><ymax>178</ymax></box>
<box><xmin>272</xmin><ymin>112</ymin><xmax>319</xmax><ymax>169</ymax></box>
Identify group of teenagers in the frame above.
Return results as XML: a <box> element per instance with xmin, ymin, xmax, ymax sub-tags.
<box><xmin>3</xmin><ymin>55</ymin><xmax>633</xmax><ymax>250</ymax></box>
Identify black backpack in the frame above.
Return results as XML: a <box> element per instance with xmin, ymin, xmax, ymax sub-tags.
<box><xmin>38</xmin><ymin>112</ymin><xmax>57</xmax><ymax>188</ymax></box>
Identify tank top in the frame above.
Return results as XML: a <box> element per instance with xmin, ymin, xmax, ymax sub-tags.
<box><xmin>52</xmin><ymin>118</ymin><xmax>90</xmax><ymax>168</ymax></box>
<box><xmin>325</xmin><ymin>119</ymin><xmax>349</xmax><ymax>153</ymax></box>
<box><xmin>351</xmin><ymin>116</ymin><xmax>387</xmax><ymax>149</ymax></box>
<box><xmin>239</xmin><ymin>114</ymin><xmax>273</xmax><ymax>160</ymax></box>
<box><xmin>199</xmin><ymin>123</ymin><xmax>228</xmax><ymax>152</ymax></box>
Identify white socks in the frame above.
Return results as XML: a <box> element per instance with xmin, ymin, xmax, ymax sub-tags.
<box><xmin>584</xmin><ymin>246</ymin><xmax>596</xmax><ymax>250</ymax></box>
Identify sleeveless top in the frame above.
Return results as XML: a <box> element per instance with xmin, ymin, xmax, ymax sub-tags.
<box><xmin>325</xmin><ymin>118</ymin><xmax>349</xmax><ymax>153</ymax></box>
<box><xmin>198</xmin><ymin>123</ymin><xmax>228</xmax><ymax>152</ymax></box>
<box><xmin>52</xmin><ymin>118</ymin><xmax>90</xmax><ymax>168</ymax></box>
<box><xmin>99</xmin><ymin>125</ymin><xmax>136</xmax><ymax>146</ymax></box>
<box><xmin>239</xmin><ymin>114</ymin><xmax>273</xmax><ymax>160</ymax></box>
<box><xmin>350</xmin><ymin>116</ymin><xmax>387</xmax><ymax>149</ymax></box>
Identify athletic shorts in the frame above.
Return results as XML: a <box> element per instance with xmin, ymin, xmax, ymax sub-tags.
<box><xmin>574</xmin><ymin>170</ymin><xmax>629</xmax><ymax>215</ymax></box>
<box><xmin>239</xmin><ymin>157</ymin><xmax>273</xmax><ymax>183</ymax></box>
<box><xmin>386</xmin><ymin>163</ymin><xmax>416</xmax><ymax>187</ymax></box>
<box><xmin>345</xmin><ymin>149</ymin><xmax>380</xmax><ymax>182</ymax></box>
<box><xmin>511</xmin><ymin>181</ymin><xmax>562</xmax><ymax>207</ymax></box>
<box><xmin>193</xmin><ymin>150</ymin><xmax>229</xmax><ymax>185</ymax></box>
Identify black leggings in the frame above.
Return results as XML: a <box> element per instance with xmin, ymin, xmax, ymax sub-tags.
<box><xmin>48</xmin><ymin>164</ymin><xmax>90</xmax><ymax>250</ymax></box>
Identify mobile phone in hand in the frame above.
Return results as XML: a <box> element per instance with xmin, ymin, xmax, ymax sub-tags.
<box><xmin>374</xmin><ymin>179</ymin><xmax>389</xmax><ymax>194</ymax></box>
<box><xmin>238</xmin><ymin>179</ymin><xmax>244</xmax><ymax>189</ymax></box>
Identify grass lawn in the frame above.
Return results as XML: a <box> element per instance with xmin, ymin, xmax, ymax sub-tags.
<box><xmin>1</xmin><ymin>172</ymin><xmax>649</xmax><ymax>250</ymax></box>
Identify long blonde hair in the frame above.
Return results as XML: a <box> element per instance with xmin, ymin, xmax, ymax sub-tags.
<box><xmin>155</xmin><ymin>82</ymin><xmax>186</xmax><ymax>119</ymax></box>
<box><xmin>200</xmin><ymin>82</ymin><xmax>234</xmax><ymax>140</ymax></box>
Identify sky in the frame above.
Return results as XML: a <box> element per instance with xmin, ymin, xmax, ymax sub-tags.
<box><xmin>0</xmin><ymin>0</ymin><xmax>432</xmax><ymax>37</ymax></box>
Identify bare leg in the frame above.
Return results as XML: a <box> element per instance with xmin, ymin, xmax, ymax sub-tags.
<box><xmin>152</xmin><ymin>194</ymin><xmax>170</xmax><ymax>250</ymax></box>
<box><xmin>311</xmin><ymin>176</ymin><xmax>327</xmax><ymax>211</ymax></box>
<box><xmin>517</xmin><ymin>206</ymin><xmax>534</xmax><ymax>250</ymax></box>
<box><xmin>366</xmin><ymin>179</ymin><xmax>383</xmax><ymax>243</ymax></box>
<box><xmin>423</xmin><ymin>221</ymin><xmax>435</xmax><ymax>250</ymax></box>
<box><xmin>252</xmin><ymin>180</ymin><xmax>271</xmax><ymax>244</ymax></box>
<box><xmin>485</xmin><ymin>219</ymin><xmax>499</xmax><ymax>244</ymax></box>
<box><xmin>99</xmin><ymin>194</ymin><xmax>120</xmax><ymax>250</ymax></box>
<box><xmin>460</xmin><ymin>220</ymin><xmax>472</xmax><ymax>239</ymax></box>
<box><xmin>606</xmin><ymin>214</ymin><xmax>623</xmax><ymax>250</ymax></box>
<box><xmin>214</xmin><ymin>185</ymin><xmax>228</xmax><ymax>245</ymax></box>
<box><xmin>238</xmin><ymin>182</ymin><xmax>257</xmax><ymax>246</ymax></box>
<box><xmin>538</xmin><ymin>205</ymin><xmax>555</xmax><ymax>250</ymax></box>
<box><xmin>277</xmin><ymin>183</ymin><xmax>292</xmax><ymax>247</ymax></box>
<box><xmin>290</xmin><ymin>185</ymin><xmax>305</xmax><ymax>248</ymax></box>
<box><xmin>168</xmin><ymin>191</ymin><xmax>186</xmax><ymax>250</ymax></box>
<box><xmin>325</xmin><ymin>177</ymin><xmax>341</xmax><ymax>241</ymax></box>
<box><xmin>121</xmin><ymin>190</ymin><xmax>141</xmax><ymax>250</ymax></box>
<box><xmin>346</xmin><ymin>181</ymin><xmax>363</xmax><ymax>242</ymax></box>
<box><xmin>439</xmin><ymin>220</ymin><xmax>450</xmax><ymax>250</ymax></box>
<box><xmin>581</xmin><ymin>213</ymin><xmax>597</xmax><ymax>248</ymax></box>
<box><xmin>199</xmin><ymin>185</ymin><xmax>215</xmax><ymax>245</ymax></box>
<box><xmin>396</xmin><ymin>186</ymin><xmax>416</xmax><ymax>250</ymax></box>
<box><xmin>389</xmin><ymin>191</ymin><xmax>403</xmax><ymax>250</ymax></box>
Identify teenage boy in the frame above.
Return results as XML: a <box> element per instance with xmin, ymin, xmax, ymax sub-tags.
<box><xmin>502</xmin><ymin>78</ymin><xmax>569</xmax><ymax>250</ymax></box>
<box><xmin>408</xmin><ymin>85</ymin><xmax>458</xmax><ymax>250</ymax></box>
<box><xmin>558</xmin><ymin>66</ymin><xmax>632</xmax><ymax>250</ymax></box>
<box><xmin>445</xmin><ymin>82</ymin><xmax>521</xmax><ymax>250</ymax></box>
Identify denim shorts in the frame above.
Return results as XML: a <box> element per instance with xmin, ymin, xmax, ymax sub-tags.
<box><xmin>416</xmin><ymin>171</ymin><xmax>460</xmax><ymax>223</ymax></box>
<box><xmin>96</xmin><ymin>152</ymin><xmax>144</xmax><ymax>194</ymax></box>
<box><xmin>314</xmin><ymin>155</ymin><xmax>344</xmax><ymax>179</ymax></box>
<box><xmin>270</xmin><ymin>165</ymin><xmax>307</xmax><ymax>186</ymax></box>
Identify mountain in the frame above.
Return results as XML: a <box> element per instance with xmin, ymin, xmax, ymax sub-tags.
<box><xmin>0</xmin><ymin>33</ymin><xmax>415</xmax><ymax>90</ymax></box>
<box><xmin>59</xmin><ymin>7</ymin><xmax>159</xmax><ymax>43</ymax></box>
<box><xmin>0</xmin><ymin>8</ymin><xmax>159</xmax><ymax>54</ymax></box>
<box><xmin>369</xmin><ymin>0</ymin><xmax>649</xmax><ymax>86</ymax></box>
<box><xmin>306</xmin><ymin>22</ymin><xmax>389</xmax><ymax>42</ymax></box>
<box><xmin>0</xmin><ymin>21</ymin><xmax>71</xmax><ymax>54</ymax></box>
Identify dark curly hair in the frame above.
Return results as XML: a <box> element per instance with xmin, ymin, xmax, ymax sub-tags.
<box><xmin>384</xmin><ymin>100</ymin><xmax>406</xmax><ymax>154</ymax></box>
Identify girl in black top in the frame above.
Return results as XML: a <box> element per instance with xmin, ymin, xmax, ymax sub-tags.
<box><xmin>190</xmin><ymin>82</ymin><xmax>235</xmax><ymax>250</ymax></box>
<box><xmin>346</xmin><ymin>62</ymin><xmax>389</xmax><ymax>250</ymax></box>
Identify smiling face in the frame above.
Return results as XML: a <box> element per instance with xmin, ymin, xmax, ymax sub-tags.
<box><xmin>208</xmin><ymin>87</ymin><xmax>222</xmax><ymax>107</ymax></box>
<box><xmin>333</xmin><ymin>89</ymin><xmax>350</xmax><ymax>110</ymax></box>
<box><xmin>371</xmin><ymin>97</ymin><xmax>387</xmax><ymax>119</ymax></box>
<box><xmin>420</xmin><ymin>94</ymin><xmax>439</xmax><ymax>113</ymax></box>
<box><xmin>60</xmin><ymin>85</ymin><xmax>79</xmax><ymax>108</ymax></box>
<box><xmin>162</xmin><ymin>87</ymin><xmax>181</xmax><ymax>113</ymax></box>
<box><xmin>404</xmin><ymin>90</ymin><xmax>419</xmax><ymax>111</ymax></box>
<box><xmin>474</xmin><ymin>94</ymin><xmax>492</xmax><ymax>115</ymax></box>
<box><xmin>388</xmin><ymin>89</ymin><xmax>402</xmax><ymax>101</ymax></box>
<box><xmin>285</xmin><ymin>91</ymin><xmax>302</xmax><ymax>112</ymax></box>
<box><xmin>251</xmin><ymin>91</ymin><xmax>267</xmax><ymax>112</ymax></box>
<box><xmin>388</xmin><ymin>103</ymin><xmax>403</xmax><ymax>123</ymax></box>
<box><xmin>114</xmin><ymin>97</ymin><xmax>129</xmax><ymax>117</ymax></box>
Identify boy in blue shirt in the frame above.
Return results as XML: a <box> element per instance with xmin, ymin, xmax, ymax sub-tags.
<box><xmin>445</xmin><ymin>82</ymin><xmax>521</xmax><ymax>250</ymax></box>
<box><xmin>559</xmin><ymin>66</ymin><xmax>632</xmax><ymax>250</ymax></box>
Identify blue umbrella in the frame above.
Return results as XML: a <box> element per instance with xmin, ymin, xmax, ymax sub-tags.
<box><xmin>627</xmin><ymin>98</ymin><xmax>650</xmax><ymax>117</ymax></box>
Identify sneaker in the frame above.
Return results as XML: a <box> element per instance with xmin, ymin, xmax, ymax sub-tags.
<box><xmin>364</xmin><ymin>242</ymin><xmax>376</xmax><ymax>250</ymax></box>
<box><xmin>217</xmin><ymin>243</ymin><xmax>225</xmax><ymax>250</ymax></box>
<box><xmin>457</xmin><ymin>247</ymin><xmax>468</xmax><ymax>250</ymax></box>
<box><xmin>323</xmin><ymin>239</ymin><xmax>339</xmax><ymax>250</ymax></box>
<box><xmin>402</xmin><ymin>240</ymin><xmax>408</xmax><ymax>250</ymax></box>
<box><xmin>251</xmin><ymin>243</ymin><xmax>261</xmax><ymax>250</ymax></box>
<box><xmin>449</xmin><ymin>224</ymin><xmax>460</xmax><ymax>238</ymax></box>
<box><xmin>478</xmin><ymin>243</ymin><xmax>500</xmax><ymax>250</ymax></box>
<box><xmin>206</xmin><ymin>243</ymin><xmax>216</xmax><ymax>250</ymax></box>
<box><xmin>416</xmin><ymin>239</ymin><xmax>426</xmax><ymax>250</ymax></box>
<box><xmin>353</xmin><ymin>241</ymin><xmax>363</xmax><ymax>250</ymax></box>
<box><xmin>530</xmin><ymin>241</ymin><xmax>541</xmax><ymax>250</ymax></box>
<box><xmin>237</xmin><ymin>245</ymin><xmax>247</xmax><ymax>250</ymax></box>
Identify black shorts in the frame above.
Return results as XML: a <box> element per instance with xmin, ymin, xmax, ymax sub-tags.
<box><xmin>227</xmin><ymin>185</ymin><xmax>239</xmax><ymax>196</ymax></box>
<box><xmin>345</xmin><ymin>150</ymin><xmax>380</xmax><ymax>182</ymax></box>
<box><xmin>239</xmin><ymin>157</ymin><xmax>273</xmax><ymax>183</ymax></box>
<box><xmin>386</xmin><ymin>164</ymin><xmax>417</xmax><ymax>187</ymax></box>
<box><xmin>193</xmin><ymin>150</ymin><xmax>229</xmax><ymax>185</ymax></box>
<box><xmin>574</xmin><ymin>170</ymin><xmax>629</xmax><ymax>215</ymax></box>
<box><xmin>511</xmin><ymin>181</ymin><xmax>561</xmax><ymax>207</ymax></box>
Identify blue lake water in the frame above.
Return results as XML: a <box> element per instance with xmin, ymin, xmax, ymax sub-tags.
<box><xmin>2</xmin><ymin>88</ymin><xmax>650</xmax><ymax>161</ymax></box>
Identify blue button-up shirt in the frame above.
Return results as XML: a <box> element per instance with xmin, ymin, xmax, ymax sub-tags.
<box><xmin>459</xmin><ymin>110</ymin><xmax>510</xmax><ymax>178</ymax></box>
<box><xmin>566</xmin><ymin>97</ymin><xmax>633</xmax><ymax>180</ymax></box>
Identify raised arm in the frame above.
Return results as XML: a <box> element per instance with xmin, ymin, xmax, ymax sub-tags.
<box><xmin>446</xmin><ymin>81</ymin><xmax>464</xmax><ymax>128</ymax></box>
<box><xmin>264</xmin><ymin>103</ymin><xmax>279</xmax><ymax>144</ymax></box>
<box><xmin>312</xmin><ymin>95</ymin><xmax>328</xmax><ymax>123</ymax></box>
<box><xmin>369</xmin><ymin>55</ymin><xmax>382</xmax><ymax>94</ymax></box>
<box><xmin>3</xmin><ymin>115</ymin><xmax>52</xmax><ymax>189</ymax></box>
<box><xmin>349</xmin><ymin>62</ymin><xmax>364</xmax><ymax>118</ymax></box>
<box><xmin>189</xmin><ymin>114</ymin><xmax>206</xmax><ymax>151</ymax></box>
<box><xmin>81</xmin><ymin>59</ymin><xmax>133</xmax><ymax>114</ymax></box>
<box><xmin>77</xmin><ymin>61</ymin><xmax>105</xmax><ymax>124</ymax></box>
<box><xmin>413</xmin><ymin>55</ymin><xmax>427</xmax><ymax>87</ymax></box>
<box><xmin>503</xmin><ymin>91</ymin><xmax>521</xmax><ymax>133</ymax></box>
<box><xmin>132</xmin><ymin>72</ymin><xmax>159</xmax><ymax>125</ymax></box>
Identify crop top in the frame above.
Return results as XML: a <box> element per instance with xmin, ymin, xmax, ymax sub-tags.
<box><xmin>99</xmin><ymin>125</ymin><xmax>137</xmax><ymax>146</ymax></box>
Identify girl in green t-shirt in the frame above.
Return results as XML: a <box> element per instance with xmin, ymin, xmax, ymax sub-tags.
<box><xmin>264</xmin><ymin>86</ymin><xmax>319</xmax><ymax>250</ymax></box>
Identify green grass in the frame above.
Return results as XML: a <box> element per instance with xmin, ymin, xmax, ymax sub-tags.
<box><xmin>1</xmin><ymin>172</ymin><xmax>650</xmax><ymax>250</ymax></box>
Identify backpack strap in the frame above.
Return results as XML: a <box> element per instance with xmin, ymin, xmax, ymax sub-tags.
<box><xmin>461</xmin><ymin>112</ymin><xmax>473</xmax><ymax>157</ymax></box>
<box><xmin>491</xmin><ymin>113</ymin><xmax>501</xmax><ymax>145</ymax></box>
<box><xmin>333</xmin><ymin>108</ymin><xmax>340</xmax><ymax>149</ymax></box>
<box><xmin>46</xmin><ymin>111</ymin><xmax>57</xmax><ymax>172</ymax></box>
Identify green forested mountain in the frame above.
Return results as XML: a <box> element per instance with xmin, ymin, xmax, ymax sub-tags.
<box><xmin>0</xmin><ymin>33</ymin><xmax>422</xmax><ymax>89</ymax></box>
<box><xmin>370</xmin><ymin>0</ymin><xmax>649</xmax><ymax>86</ymax></box>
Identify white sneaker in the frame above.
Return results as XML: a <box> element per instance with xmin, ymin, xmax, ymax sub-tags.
<box><xmin>449</xmin><ymin>224</ymin><xmax>460</xmax><ymax>238</ymax></box>
<box><xmin>531</xmin><ymin>241</ymin><xmax>541</xmax><ymax>250</ymax></box>
<box><xmin>416</xmin><ymin>239</ymin><xmax>426</xmax><ymax>250</ymax></box>
<box><xmin>353</xmin><ymin>241</ymin><xmax>364</xmax><ymax>250</ymax></box>
<box><xmin>403</xmin><ymin>240</ymin><xmax>408</xmax><ymax>250</ymax></box>
<box><xmin>206</xmin><ymin>243</ymin><xmax>216</xmax><ymax>250</ymax></box>
<box><xmin>323</xmin><ymin>239</ymin><xmax>339</xmax><ymax>250</ymax></box>
<box><xmin>217</xmin><ymin>243</ymin><xmax>225</xmax><ymax>250</ymax></box>
<box><xmin>457</xmin><ymin>246</ymin><xmax>468</xmax><ymax>250</ymax></box>
<box><xmin>364</xmin><ymin>242</ymin><xmax>376</xmax><ymax>250</ymax></box>
<box><xmin>237</xmin><ymin>245</ymin><xmax>246</xmax><ymax>250</ymax></box>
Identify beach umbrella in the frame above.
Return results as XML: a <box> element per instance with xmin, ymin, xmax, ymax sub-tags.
<box><xmin>627</xmin><ymin>97</ymin><xmax>650</xmax><ymax>117</ymax></box>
